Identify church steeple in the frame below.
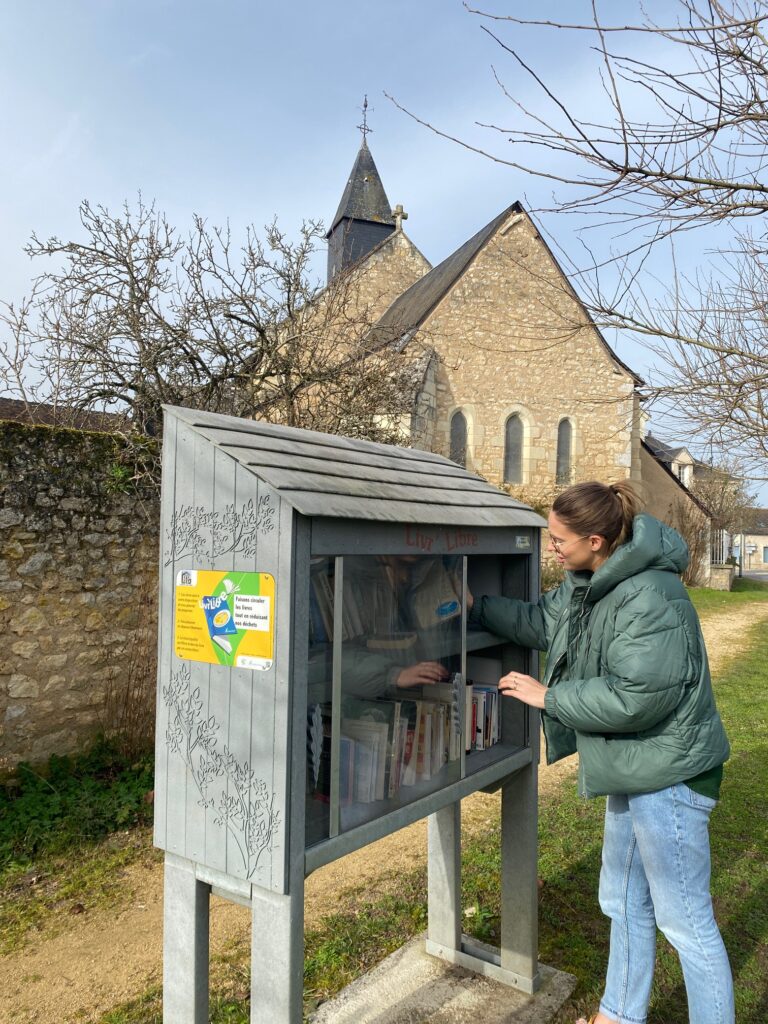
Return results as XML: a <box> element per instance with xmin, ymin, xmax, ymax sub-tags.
<box><xmin>326</xmin><ymin>136</ymin><xmax>397</xmax><ymax>281</ymax></box>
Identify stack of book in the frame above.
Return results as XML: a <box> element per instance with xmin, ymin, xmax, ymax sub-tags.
<box><xmin>307</xmin><ymin>676</ymin><xmax>503</xmax><ymax>817</ymax></box>
<box><xmin>308</xmin><ymin>680</ymin><xmax>463</xmax><ymax>810</ymax></box>
<box><xmin>465</xmin><ymin>680</ymin><xmax>501</xmax><ymax>753</ymax></box>
<box><xmin>308</xmin><ymin>560</ymin><xmax>370</xmax><ymax>645</ymax></box>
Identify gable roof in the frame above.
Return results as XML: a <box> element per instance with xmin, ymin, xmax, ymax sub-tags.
<box><xmin>335</xmin><ymin>223</ymin><xmax>431</xmax><ymax>279</ymax></box>
<box><xmin>368</xmin><ymin>203</ymin><xmax>520</xmax><ymax>349</ymax></box>
<box><xmin>165</xmin><ymin>405</ymin><xmax>545</xmax><ymax>529</ymax></box>
<box><xmin>328</xmin><ymin>139</ymin><xmax>396</xmax><ymax>234</ymax></box>
<box><xmin>744</xmin><ymin>507</ymin><xmax>768</xmax><ymax>535</ymax></box>
<box><xmin>366</xmin><ymin>202</ymin><xmax>644</xmax><ymax>384</ymax></box>
<box><xmin>644</xmin><ymin>433</ymin><xmax>692</xmax><ymax>464</ymax></box>
<box><xmin>641</xmin><ymin>439</ymin><xmax>711</xmax><ymax>516</ymax></box>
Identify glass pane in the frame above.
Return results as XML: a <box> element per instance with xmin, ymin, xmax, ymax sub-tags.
<box><xmin>305</xmin><ymin>553</ymin><xmax>464</xmax><ymax>844</ymax></box>
<box><xmin>465</xmin><ymin>554</ymin><xmax>531</xmax><ymax>771</ymax></box>
<box><xmin>504</xmin><ymin>415</ymin><xmax>523</xmax><ymax>484</ymax></box>
<box><xmin>450</xmin><ymin>412</ymin><xmax>467</xmax><ymax>467</ymax></box>
<box><xmin>338</xmin><ymin>553</ymin><xmax>463</xmax><ymax>831</ymax></box>
<box><xmin>306</xmin><ymin>556</ymin><xmax>336</xmax><ymax>847</ymax></box>
<box><xmin>556</xmin><ymin>419</ymin><xmax>572</xmax><ymax>485</ymax></box>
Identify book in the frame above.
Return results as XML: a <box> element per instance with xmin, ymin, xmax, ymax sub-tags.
<box><xmin>400</xmin><ymin>699</ymin><xmax>423</xmax><ymax>787</ymax></box>
<box><xmin>386</xmin><ymin>701</ymin><xmax>403</xmax><ymax>798</ymax></box>
<box><xmin>339</xmin><ymin>735</ymin><xmax>355</xmax><ymax>805</ymax></box>
<box><xmin>416</xmin><ymin>708</ymin><xmax>432</xmax><ymax>782</ymax></box>
<box><xmin>474</xmin><ymin>690</ymin><xmax>486</xmax><ymax>751</ymax></box>
<box><xmin>430</xmin><ymin>674</ymin><xmax>462</xmax><ymax>761</ymax></box>
<box><xmin>308</xmin><ymin>585</ymin><xmax>328</xmax><ymax>645</ymax></box>
<box><xmin>350</xmin><ymin>734</ymin><xmax>376</xmax><ymax>803</ymax></box>
<box><xmin>465</xmin><ymin>680</ymin><xmax>474</xmax><ymax>753</ymax></box>
<box><xmin>342</xmin><ymin>718</ymin><xmax>388</xmax><ymax>801</ymax></box>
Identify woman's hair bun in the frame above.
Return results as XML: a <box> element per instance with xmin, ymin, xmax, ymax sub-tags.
<box><xmin>552</xmin><ymin>479</ymin><xmax>643</xmax><ymax>555</ymax></box>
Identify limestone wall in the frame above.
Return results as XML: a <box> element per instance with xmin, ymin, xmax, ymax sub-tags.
<box><xmin>420</xmin><ymin>212</ymin><xmax>638</xmax><ymax>498</ymax></box>
<box><xmin>639</xmin><ymin>445</ymin><xmax>711</xmax><ymax>584</ymax></box>
<box><xmin>347</xmin><ymin>229</ymin><xmax>431</xmax><ymax>322</ymax></box>
<box><xmin>740</xmin><ymin>533</ymin><xmax>768</xmax><ymax>570</ymax></box>
<box><xmin>708</xmin><ymin>565</ymin><xmax>735</xmax><ymax>591</ymax></box>
<box><xmin>0</xmin><ymin>422</ymin><xmax>158</xmax><ymax>767</ymax></box>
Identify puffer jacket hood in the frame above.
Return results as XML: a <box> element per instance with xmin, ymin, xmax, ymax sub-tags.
<box><xmin>588</xmin><ymin>514</ymin><xmax>689</xmax><ymax>602</ymax></box>
<box><xmin>472</xmin><ymin>513</ymin><xmax>730</xmax><ymax>797</ymax></box>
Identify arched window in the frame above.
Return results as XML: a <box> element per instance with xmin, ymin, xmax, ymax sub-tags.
<box><xmin>556</xmin><ymin>419</ymin><xmax>573</xmax><ymax>485</ymax></box>
<box><xmin>450</xmin><ymin>410</ymin><xmax>467</xmax><ymax>467</ymax></box>
<box><xmin>503</xmin><ymin>414</ymin><xmax>523</xmax><ymax>484</ymax></box>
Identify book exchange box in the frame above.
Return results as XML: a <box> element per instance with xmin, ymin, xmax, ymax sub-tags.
<box><xmin>155</xmin><ymin>405</ymin><xmax>547</xmax><ymax>1023</ymax></box>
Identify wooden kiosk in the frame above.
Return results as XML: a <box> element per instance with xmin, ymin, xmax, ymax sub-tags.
<box><xmin>154</xmin><ymin>405</ymin><xmax>546</xmax><ymax>1023</ymax></box>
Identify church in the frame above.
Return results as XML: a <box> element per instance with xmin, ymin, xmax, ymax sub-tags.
<box><xmin>323</xmin><ymin>133</ymin><xmax>715</xmax><ymax>581</ymax></box>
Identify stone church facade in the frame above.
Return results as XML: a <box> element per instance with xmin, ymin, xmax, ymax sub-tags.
<box><xmin>326</xmin><ymin>137</ymin><xmax>709</xmax><ymax>576</ymax></box>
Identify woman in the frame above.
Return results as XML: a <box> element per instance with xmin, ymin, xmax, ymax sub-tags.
<box><xmin>469</xmin><ymin>481</ymin><xmax>733</xmax><ymax>1024</ymax></box>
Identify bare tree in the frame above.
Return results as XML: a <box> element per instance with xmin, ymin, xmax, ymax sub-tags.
<box><xmin>671</xmin><ymin>494</ymin><xmax>711</xmax><ymax>586</ymax></box>
<box><xmin>396</xmin><ymin>1</ymin><xmax>768</xmax><ymax>476</ymax></box>
<box><xmin>690</xmin><ymin>458</ymin><xmax>758</xmax><ymax>545</ymax></box>
<box><xmin>1</xmin><ymin>197</ymin><xmax>421</xmax><ymax>444</ymax></box>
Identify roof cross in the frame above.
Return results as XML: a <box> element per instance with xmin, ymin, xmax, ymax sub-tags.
<box><xmin>357</xmin><ymin>95</ymin><xmax>372</xmax><ymax>140</ymax></box>
<box><xmin>392</xmin><ymin>204</ymin><xmax>408</xmax><ymax>230</ymax></box>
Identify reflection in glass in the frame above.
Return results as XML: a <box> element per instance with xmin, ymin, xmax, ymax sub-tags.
<box><xmin>306</xmin><ymin>554</ymin><xmax>464</xmax><ymax>842</ymax></box>
<box><xmin>305</xmin><ymin>551</ymin><xmax>525</xmax><ymax>848</ymax></box>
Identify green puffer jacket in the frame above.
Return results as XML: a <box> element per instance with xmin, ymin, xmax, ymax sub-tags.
<box><xmin>472</xmin><ymin>514</ymin><xmax>730</xmax><ymax>798</ymax></box>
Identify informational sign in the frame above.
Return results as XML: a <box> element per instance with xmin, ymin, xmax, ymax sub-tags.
<box><xmin>174</xmin><ymin>569</ymin><xmax>275</xmax><ymax>670</ymax></box>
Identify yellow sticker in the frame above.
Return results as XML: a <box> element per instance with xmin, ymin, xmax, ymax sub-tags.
<box><xmin>174</xmin><ymin>569</ymin><xmax>275</xmax><ymax>670</ymax></box>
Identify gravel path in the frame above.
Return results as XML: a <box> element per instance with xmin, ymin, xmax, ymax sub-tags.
<box><xmin>2</xmin><ymin>601</ymin><xmax>764</xmax><ymax>1024</ymax></box>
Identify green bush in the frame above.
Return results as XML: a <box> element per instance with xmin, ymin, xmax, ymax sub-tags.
<box><xmin>0</xmin><ymin>738</ymin><xmax>154</xmax><ymax>868</ymax></box>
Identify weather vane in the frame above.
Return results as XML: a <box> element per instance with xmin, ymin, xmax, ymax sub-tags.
<box><xmin>357</xmin><ymin>95</ymin><xmax>373</xmax><ymax>140</ymax></box>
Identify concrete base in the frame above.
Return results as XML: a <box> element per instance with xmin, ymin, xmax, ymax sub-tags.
<box><xmin>308</xmin><ymin>935</ymin><xmax>577</xmax><ymax>1024</ymax></box>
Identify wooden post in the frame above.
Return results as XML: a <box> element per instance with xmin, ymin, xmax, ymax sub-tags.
<box><xmin>427</xmin><ymin>801</ymin><xmax>462</xmax><ymax>952</ymax></box>
<box><xmin>250</xmin><ymin>883</ymin><xmax>304</xmax><ymax>1024</ymax></box>
<box><xmin>499</xmin><ymin>757</ymin><xmax>540</xmax><ymax>992</ymax></box>
<box><xmin>163</xmin><ymin>854</ymin><xmax>210</xmax><ymax>1024</ymax></box>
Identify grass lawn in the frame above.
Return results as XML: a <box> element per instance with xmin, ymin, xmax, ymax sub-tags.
<box><xmin>95</xmin><ymin>580</ymin><xmax>768</xmax><ymax>1023</ymax></box>
<box><xmin>689</xmin><ymin>574</ymin><xmax>768</xmax><ymax>614</ymax></box>
<box><xmin>0</xmin><ymin>740</ymin><xmax>156</xmax><ymax>955</ymax></box>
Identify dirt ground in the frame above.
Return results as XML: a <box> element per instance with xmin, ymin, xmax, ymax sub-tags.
<box><xmin>2</xmin><ymin>602</ymin><xmax>765</xmax><ymax>1024</ymax></box>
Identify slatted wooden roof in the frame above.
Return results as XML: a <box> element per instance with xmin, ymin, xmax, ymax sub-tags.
<box><xmin>165</xmin><ymin>406</ymin><xmax>545</xmax><ymax>528</ymax></box>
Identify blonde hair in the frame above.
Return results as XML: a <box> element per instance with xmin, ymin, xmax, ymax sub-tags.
<box><xmin>552</xmin><ymin>480</ymin><xmax>643</xmax><ymax>555</ymax></box>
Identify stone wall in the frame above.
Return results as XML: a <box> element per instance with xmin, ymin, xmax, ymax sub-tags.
<box><xmin>0</xmin><ymin>421</ymin><xmax>158</xmax><ymax>768</ymax></box>
<box><xmin>345</xmin><ymin>229</ymin><xmax>431</xmax><ymax>322</ymax></box>
<box><xmin>708</xmin><ymin>565</ymin><xmax>735</xmax><ymax>591</ymax></box>
<box><xmin>639</xmin><ymin>445</ymin><xmax>711</xmax><ymax>584</ymax></box>
<box><xmin>421</xmin><ymin>211</ymin><xmax>638</xmax><ymax>496</ymax></box>
<box><xmin>740</xmin><ymin>533</ymin><xmax>768</xmax><ymax>570</ymax></box>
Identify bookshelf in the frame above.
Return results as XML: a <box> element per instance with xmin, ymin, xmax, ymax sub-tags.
<box><xmin>156</xmin><ymin>405</ymin><xmax>546</xmax><ymax>1024</ymax></box>
<box><xmin>305</xmin><ymin>551</ymin><xmax>534</xmax><ymax>848</ymax></box>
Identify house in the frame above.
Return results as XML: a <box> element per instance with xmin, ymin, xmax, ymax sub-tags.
<box><xmin>324</xmin><ymin>136</ymin><xmax>712</xmax><ymax>579</ymax></box>
<box><xmin>733</xmin><ymin>509</ymin><xmax>768</xmax><ymax>572</ymax></box>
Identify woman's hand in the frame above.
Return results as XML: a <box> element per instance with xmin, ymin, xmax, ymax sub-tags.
<box><xmin>499</xmin><ymin>670</ymin><xmax>547</xmax><ymax>709</ymax></box>
<box><xmin>397</xmin><ymin>661</ymin><xmax>450</xmax><ymax>688</ymax></box>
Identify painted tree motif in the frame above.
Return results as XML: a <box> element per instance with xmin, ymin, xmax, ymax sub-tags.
<box><xmin>163</xmin><ymin>663</ymin><xmax>280</xmax><ymax>878</ymax></box>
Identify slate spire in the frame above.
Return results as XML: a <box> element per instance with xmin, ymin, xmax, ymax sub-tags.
<box><xmin>326</xmin><ymin>137</ymin><xmax>397</xmax><ymax>281</ymax></box>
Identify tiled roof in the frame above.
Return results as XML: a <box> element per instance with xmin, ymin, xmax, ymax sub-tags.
<box><xmin>166</xmin><ymin>404</ymin><xmax>546</xmax><ymax>528</ymax></box>
<box><xmin>368</xmin><ymin>204</ymin><xmax>520</xmax><ymax>349</ymax></box>
<box><xmin>328</xmin><ymin>139</ymin><xmax>395</xmax><ymax>233</ymax></box>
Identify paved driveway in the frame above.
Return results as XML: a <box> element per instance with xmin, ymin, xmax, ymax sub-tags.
<box><xmin>743</xmin><ymin>569</ymin><xmax>768</xmax><ymax>583</ymax></box>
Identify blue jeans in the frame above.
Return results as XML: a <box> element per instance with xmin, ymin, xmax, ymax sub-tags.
<box><xmin>598</xmin><ymin>783</ymin><xmax>734</xmax><ymax>1024</ymax></box>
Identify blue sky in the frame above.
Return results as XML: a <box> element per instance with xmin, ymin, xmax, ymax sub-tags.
<box><xmin>2</xmin><ymin>1</ymin><xmax>762</xmax><ymax>497</ymax></box>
